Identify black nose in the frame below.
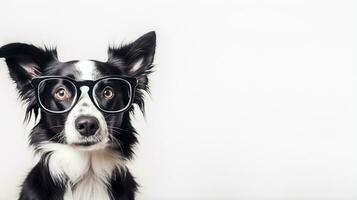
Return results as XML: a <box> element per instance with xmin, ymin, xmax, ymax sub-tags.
<box><xmin>75</xmin><ymin>116</ymin><xmax>99</xmax><ymax>137</ymax></box>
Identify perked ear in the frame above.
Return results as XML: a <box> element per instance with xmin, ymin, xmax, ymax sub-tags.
<box><xmin>107</xmin><ymin>31</ymin><xmax>156</xmax><ymax>91</ymax></box>
<box><xmin>0</xmin><ymin>43</ymin><xmax>58</xmax><ymax>119</ymax></box>
<box><xmin>0</xmin><ymin>43</ymin><xmax>57</xmax><ymax>82</ymax></box>
<box><xmin>107</xmin><ymin>31</ymin><xmax>156</xmax><ymax>114</ymax></box>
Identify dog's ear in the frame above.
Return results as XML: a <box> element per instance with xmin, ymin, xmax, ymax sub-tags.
<box><xmin>107</xmin><ymin>31</ymin><xmax>156</xmax><ymax>91</ymax></box>
<box><xmin>107</xmin><ymin>31</ymin><xmax>156</xmax><ymax>113</ymax></box>
<box><xmin>0</xmin><ymin>43</ymin><xmax>58</xmax><ymax>95</ymax></box>
<box><xmin>0</xmin><ymin>43</ymin><xmax>58</xmax><ymax>120</ymax></box>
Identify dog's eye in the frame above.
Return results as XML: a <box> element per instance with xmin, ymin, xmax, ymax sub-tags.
<box><xmin>103</xmin><ymin>87</ymin><xmax>114</xmax><ymax>100</ymax></box>
<box><xmin>54</xmin><ymin>87</ymin><xmax>71</xmax><ymax>101</ymax></box>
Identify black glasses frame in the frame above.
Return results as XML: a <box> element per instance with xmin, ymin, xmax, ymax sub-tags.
<box><xmin>31</xmin><ymin>76</ymin><xmax>138</xmax><ymax>114</ymax></box>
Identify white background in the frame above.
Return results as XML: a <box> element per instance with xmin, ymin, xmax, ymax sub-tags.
<box><xmin>0</xmin><ymin>0</ymin><xmax>356</xmax><ymax>199</ymax></box>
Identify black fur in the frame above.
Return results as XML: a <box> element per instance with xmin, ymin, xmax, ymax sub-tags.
<box><xmin>0</xmin><ymin>31</ymin><xmax>156</xmax><ymax>200</ymax></box>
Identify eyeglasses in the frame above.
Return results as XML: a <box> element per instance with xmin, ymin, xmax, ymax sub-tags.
<box><xmin>31</xmin><ymin>76</ymin><xmax>138</xmax><ymax>114</ymax></box>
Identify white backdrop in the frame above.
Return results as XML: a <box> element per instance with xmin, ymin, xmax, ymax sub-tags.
<box><xmin>0</xmin><ymin>0</ymin><xmax>356</xmax><ymax>199</ymax></box>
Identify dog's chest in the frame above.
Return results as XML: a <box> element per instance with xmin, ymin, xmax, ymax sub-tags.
<box><xmin>63</xmin><ymin>172</ymin><xmax>112</xmax><ymax>200</ymax></box>
<box><xmin>43</xmin><ymin>144</ymin><xmax>125</xmax><ymax>200</ymax></box>
<box><xmin>63</xmin><ymin>173</ymin><xmax>111</xmax><ymax>200</ymax></box>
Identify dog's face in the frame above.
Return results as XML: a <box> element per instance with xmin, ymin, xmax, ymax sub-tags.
<box><xmin>36</xmin><ymin>60</ymin><xmax>132</xmax><ymax>150</ymax></box>
<box><xmin>0</xmin><ymin>32</ymin><xmax>155</xmax><ymax>157</ymax></box>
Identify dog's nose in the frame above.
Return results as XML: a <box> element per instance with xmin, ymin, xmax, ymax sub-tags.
<box><xmin>75</xmin><ymin>116</ymin><xmax>99</xmax><ymax>137</ymax></box>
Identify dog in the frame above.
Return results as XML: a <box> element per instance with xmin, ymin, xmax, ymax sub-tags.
<box><xmin>0</xmin><ymin>31</ymin><xmax>156</xmax><ymax>200</ymax></box>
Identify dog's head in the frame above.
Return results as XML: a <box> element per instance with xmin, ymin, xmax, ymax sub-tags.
<box><xmin>0</xmin><ymin>32</ymin><xmax>155</xmax><ymax>158</ymax></box>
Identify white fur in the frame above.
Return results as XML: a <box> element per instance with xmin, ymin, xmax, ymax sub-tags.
<box><xmin>64</xmin><ymin>60</ymin><xmax>108</xmax><ymax>146</ymax></box>
<box><xmin>75</xmin><ymin>60</ymin><xmax>97</xmax><ymax>80</ymax></box>
<box><xmin>39</xmin><ymin>143</ymin><xmax>126</xmax><ymax>200</ymax></box>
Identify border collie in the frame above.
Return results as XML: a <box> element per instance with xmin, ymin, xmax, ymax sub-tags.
<box><xmin>0</xmin><ymin>31</ymin><xmax>156</xmax><ymax>200</ymax></box>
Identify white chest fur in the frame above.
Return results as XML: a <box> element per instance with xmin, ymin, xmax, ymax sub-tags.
<box><xmin>39</xmin><ymin>143</ymin><xmax>125</xmax><ymax>200</ymax></box>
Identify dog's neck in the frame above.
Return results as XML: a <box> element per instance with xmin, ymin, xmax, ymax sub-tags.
<box><xmin>39</xmin><ymin>143</ymin><xmax>126</xmax><ymax>200</ymax></box>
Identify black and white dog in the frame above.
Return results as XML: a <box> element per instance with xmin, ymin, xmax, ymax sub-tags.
<box><xmin>0</xmin><ymin>31</ymin><xmax>156</xmax><ymax>200</ymax></box>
